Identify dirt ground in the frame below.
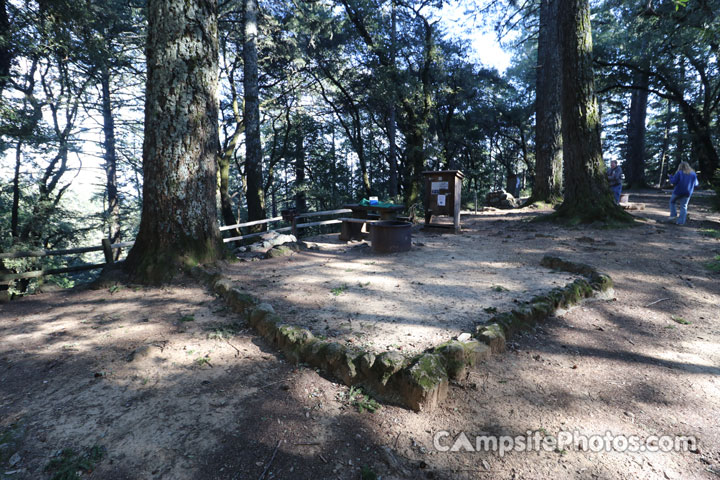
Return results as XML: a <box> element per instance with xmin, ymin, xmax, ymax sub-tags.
<box><xmin>1</xmin><ymin>190</ymin><xmax>719</xmax><ymax>480</ymax></box>
<box><xmin>224</xmin><ymin>221</ymin><xmax>583</xmax><ymax>355</ymax></box>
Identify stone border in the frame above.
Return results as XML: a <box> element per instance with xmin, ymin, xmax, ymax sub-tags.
<box><xmin>190</xmin><ymin>255</ymin><xmax>613</xmax><ymax>412</ymax></box>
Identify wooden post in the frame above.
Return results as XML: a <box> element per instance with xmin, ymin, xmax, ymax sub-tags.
<box><xmin>102</xmin><ymin>238</ymin><xmax>114</xmax><ymax>264</ymax></box>
<box><xmin>291</xmin><ymin>216</ymin><xmax>297</xmax><ymax>237</ymax></box>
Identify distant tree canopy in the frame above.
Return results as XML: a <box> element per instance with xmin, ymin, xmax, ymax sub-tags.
<box><xmin>1</xmin><ymin>0</ymin><xmax>718</xmax><ymax>283</ymax></box>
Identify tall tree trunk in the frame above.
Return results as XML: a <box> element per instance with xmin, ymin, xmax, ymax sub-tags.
<box><xmin>533</xmin><ymin>0</ymin><xmax>563</xmax><ymax>204</ymax></box>
<box><xmin>677</xmin><ymin>102</ymin><xmax>719</xmax><ymax>182</ymax></box>
<box><xmin>124</xmin><ymin>0</ymin><xmax>223</xmax><ymax>282</ymax></box>
<box><xmin>243</xmin><ymin>0</ymin><xmax>266</xmax><ymax>222</ymax></box>
<box><xmin>218</xmin><ymin>150</ymin><xmax>237</xmax><ymax>229</ymax></box>
<box><xmin>555</xmin><ymin>0</ymin><xmax>630</xmax><ymax>222</ymax></box>
<box><xmin>11</xmin><ymin>140</ymin><xmax>22</xmax><ymax>241</ymax></box>
<box><xmin>625</xmin><ymin>71</ymin><xmax>649</xmax><ymax>188</ymax></box>
<box><xmin>100</xmin><ymin>66</ymin><xmax>120</xmax><ymax>252</ymax></box>
<box><xmin>387</xmin><ymin>0</ymin><xmax>398</xmax><ymax>198</ymax></box>
<box><xmin>657</xmin><ymin>100</ymin><xmax>671</xmax><ymax>187</ymax></box>
<box><xmin>218</xmin><ymin>80</ymin><xmax>243</xmax><ymax>233</ymax></box>
<box><xmin>295</xmin><ymin>121</ymin><xmax>307</xmax><ymax>213</ymax></box>
<box><xmin>400</xmin><ymin>18</ymin><xmax>433</xmax><ymax>207</ymax></box>
<box><xmin>402</xmin><ymin>119</ymin><xmax>425</xmax><ymax>207</ymax></box>
<box><xmin>0</xmin><ymin>0</ymin><xmax>11</xmax><ymax>96</ymax></box>
<box><xmin>674</xmin><ymin>62</ymin><xmax>685</xmax><ymax>168</ymax></box>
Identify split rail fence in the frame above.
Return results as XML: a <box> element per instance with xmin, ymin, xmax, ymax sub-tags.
<box><xmin>0</xmin><ymin>208</ymin><xmax>352</xmax><ymax>283</ymax></box>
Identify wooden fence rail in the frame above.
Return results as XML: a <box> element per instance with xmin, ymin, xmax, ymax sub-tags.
<box><xmin>1</xmin><ymin>208</ymin><xmax>350</xmax><ymax>282</ymax></box>
<box><xmin>0</xmin><ymin>241</ymin><xmax>135</xmax><ymax>282</ymax></box>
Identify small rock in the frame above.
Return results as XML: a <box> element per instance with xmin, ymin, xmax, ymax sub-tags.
<box><xmin>456</xmin><ymin>333</ymin><xmax>472</xmax><ymax>342</ymax></box>
<box><xmin>9</xmin><ymin>452</ymin><xmax>21</xmax><ymax>466</ymax></box>
<box><xmin>482</xmin><ymin>459</ymin><xmax>491</xmax><ymax>470</ymax></box>
<box><xmin>126</xmin><ymin>345</ymin><xmax>158</xmax><ymax>362</ymax></box>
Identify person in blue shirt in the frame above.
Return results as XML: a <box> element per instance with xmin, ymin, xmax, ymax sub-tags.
<box><xmin>607</xmin><ymin>160</ymin><xmax>623</xmax><ymax>203</ymax></box>
<box><xmin>667</xmin><ymin>161</ymin><xmax>699</xmax><ymax>225</ymax></box>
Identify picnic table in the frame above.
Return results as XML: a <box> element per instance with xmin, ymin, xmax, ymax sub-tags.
<box><xmin>339</xmin><ymin>203</ymin><xmax>405</xmax><ymax>241</ymax></box>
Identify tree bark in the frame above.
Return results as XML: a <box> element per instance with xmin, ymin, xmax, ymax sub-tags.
<box><xmin>11</xmin><ymin>140</ymin><xmax>22</xmax><ymax>241</ymax></box>
<box><xmin>100</xmin><ymin>66</ymin><xmax>120</xmax><ymax>251</ymax></box>
<box><xmin>243</xmin><ymin>0</ymin><xmax>266</xmax><ymax>222</ymax></box>
<box><xmin>532</xmin><ymin>0</ymin><xmax>563</xmax><ymax>204</ymax></box>
<box><xmin>625</xmin><ymin>71</ymin><xmax>649</xmax><ymax>188</ymax></box>
<box><xmin>124</xmin><ymin>0</ymin><xmax>223</xmax><ymax>282</ymax></box>
<box><xmin>677</xmin><ymin>101</ymin><xmax>719</xmax><ymax>181</ymax></box>
<box><xmin>555</xmin><ymin>0</ymin><xmax>630</xmax><ymax>223</ymax></box>
<box><xmin>399</xmin><ymin>17</ymin><xmax>433</xmax><ymax>207</ymax></box>
<box><xmin>0</xmin><ymin>0</ymin><xmax>11</xmax><ymax>96</ymax></box>
<box><xmin>657</xmin><ymin>100</ymin><xmax>671</xmax><ymax>187</ymax></box>
<box><xmin>218</xmin><ymin>94</ymin><xmax>243</xmax><ymax>232</ymax></box>
<box><xmin>294</xmin><ymin>119</ymin><xmax>307</xmax><ymax>213</ymax></box>
<box><xmin>387</xmin><ymin>0</ymin><xmax>398</xmax><ymax>198</ymax></box>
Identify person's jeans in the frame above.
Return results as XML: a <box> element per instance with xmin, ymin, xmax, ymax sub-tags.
<box><xmin>610</xmin><ymin>184</ymin><xmax>622</xmax><ymax>203</ymax></box>
<box><xmin>669</xmin><ymin>193</ymin><xmax>691</xmax><ymax>224</ymax></box>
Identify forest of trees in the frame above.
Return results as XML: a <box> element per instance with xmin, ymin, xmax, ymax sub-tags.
<box><xmin>1</xmin><ymin>0</ymin><xmax>718</xmax><ymax>283</ymax></box>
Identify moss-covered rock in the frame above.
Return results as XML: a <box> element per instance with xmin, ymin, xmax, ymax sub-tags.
<box><xmin>589</xmin><ymin>271</ymin><xmax>613</xmax><ymax>291</ymax></box>
<box><xmin>213</xmin><ymin>277</ymin><xmax>233</xmax><ymax>296</ymax></box>
<box><xmin>226</xmin><ymin>288</ymin><xmax>257</xmax><ymax>315</ymax></box>
<box><xmin>189</xmin><ymin>265</ymin><xmax>221</xmax><ymax>284</ymax></box>
<box><xmin>397</xmin><ymin>353</ymin><xmax>449</xmax><ymax>412</ymax></box>
<box><xmin>474</xmin><ymin>323</ymin><xmax>506</xmax><ymax>353</ymax></box>
<box><xmin>265</xmin><ymin>243</ymin><xmax>300</xmax><ymax>259</ymax></box>
<box><xmin>358</xmin><ymin>352</ymin><xmax>376</xmax><ymax>377</ymax></box>
<box><xmin>275</xmin><ymin>325</ymin><xmax>315</xmax><ymax>363</ymax></box>
<box><xmin>255</xmin><ymin>313</ymin><xmax>281</xmax><ymax>341</ymax></box>
<box><xmin>332</xmin><ymin>350</ymin><xmax>360</xmax><ymax>385</ymax></box>
<box><xmin>540</xmin><ymin>256</ymin><xmax>594</xmax><ymax>276</ymax></box>
<box><xmin>372</xmin><ymin>351</ymin><xmax>406</xmax><ymax>386</ymax></box>
<box><xmin>303</xmin><ymin>340</ymin><xmax>330</xmax><ymax>368</ymax></box>
<box><xmin>530</xmin><ymin>299</ymin><xmax>555</xmax><ymax>320</ymax></box>
<box><xmin>434</xmin><ymin>341</ymin><xmax>467</xmax><ymax>380</ymax></box>
<box><xmin>249</xmin><ymin>303</ymin><xmax>275</xmax><ymax>327</ymax></box>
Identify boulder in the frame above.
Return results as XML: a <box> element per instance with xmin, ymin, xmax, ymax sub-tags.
<box><xmin>486</xmin><ymin>189</ymin><xmax>518</xmax><ymax>209</ymax></box>
<box><xmin>248</xmin><ymin>232</ymin><xmax>297</xmax><ymax>254</ymax></box>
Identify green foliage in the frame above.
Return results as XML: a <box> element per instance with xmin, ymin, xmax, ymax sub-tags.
<box><xmin>342</xmin><ymin>386</ymin><xmax>381</xmax><ymax>413</ymax></box>
<box><xmin>671</xmin><ymin>315</ymin><xmax>691</xmax><ymax>325</ymax></box>
<box><xmin>706</xmin><ymin>256</ymin><xmax>720</xmax><ymax>273</ymax></box>
<box><xmin>330</xmin><ymin>284</ymin><xmax>348</xmax><ymax>296</ymax></box>
<box><xmin>44</xmin><ymin>445</ymin><xmax>105</xmax><ymax>480</ymax></box>
<box><xmin>700</xmin><ymin>229</ymin><xmax>720</xmax><ymax>239</ymax></box>
<box><xmin>360</xmin><ymin>465</ymin><xmax>379</xmax><ymax>480</ymax></box>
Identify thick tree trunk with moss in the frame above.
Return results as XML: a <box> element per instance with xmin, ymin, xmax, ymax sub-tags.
<box><xmin>555</xmin><ymin>0</ymin><xmax>630</xmax><ymax>223</ymax></box>
<box><xmin>533</xmin><ymin>0</ymin><xmax>563</xmax><ymax>204</ymax></box>
<box><xmin>243</xmin><ymin>0</ymin><xmax>266</xmax><ymax>222</ymax></box>
<box><xmin>124</xmin><ymin>0</ymin><xmax>223</xmax><ymax>282</ymax></box>
<box><xmin>625</xmin><ymin>71</ymin><xmax>649</xmax><ymax>188</ymax></box>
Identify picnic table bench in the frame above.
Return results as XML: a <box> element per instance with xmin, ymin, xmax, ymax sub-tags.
<box><xmin>340</xmin><ymin>203</ymin><xmax>405</xmax><ymax>241</ymax></box>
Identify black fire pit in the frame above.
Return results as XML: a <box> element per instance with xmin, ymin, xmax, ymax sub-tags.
<box><xmin>370</xmin><ymin>221</ymin><xmax>412</xmax><ymax>253</ymax></box>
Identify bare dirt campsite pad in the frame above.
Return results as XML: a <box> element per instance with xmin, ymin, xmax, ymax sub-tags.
<box><xmin>1</xmin><ymin>190</ymin><xmax>719</xmax><ymax>479</ymax></box>
<box><xmin>224</xmin><ymin>228</ymin><xmax>584</xmax><ymax>355</ymax></box>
